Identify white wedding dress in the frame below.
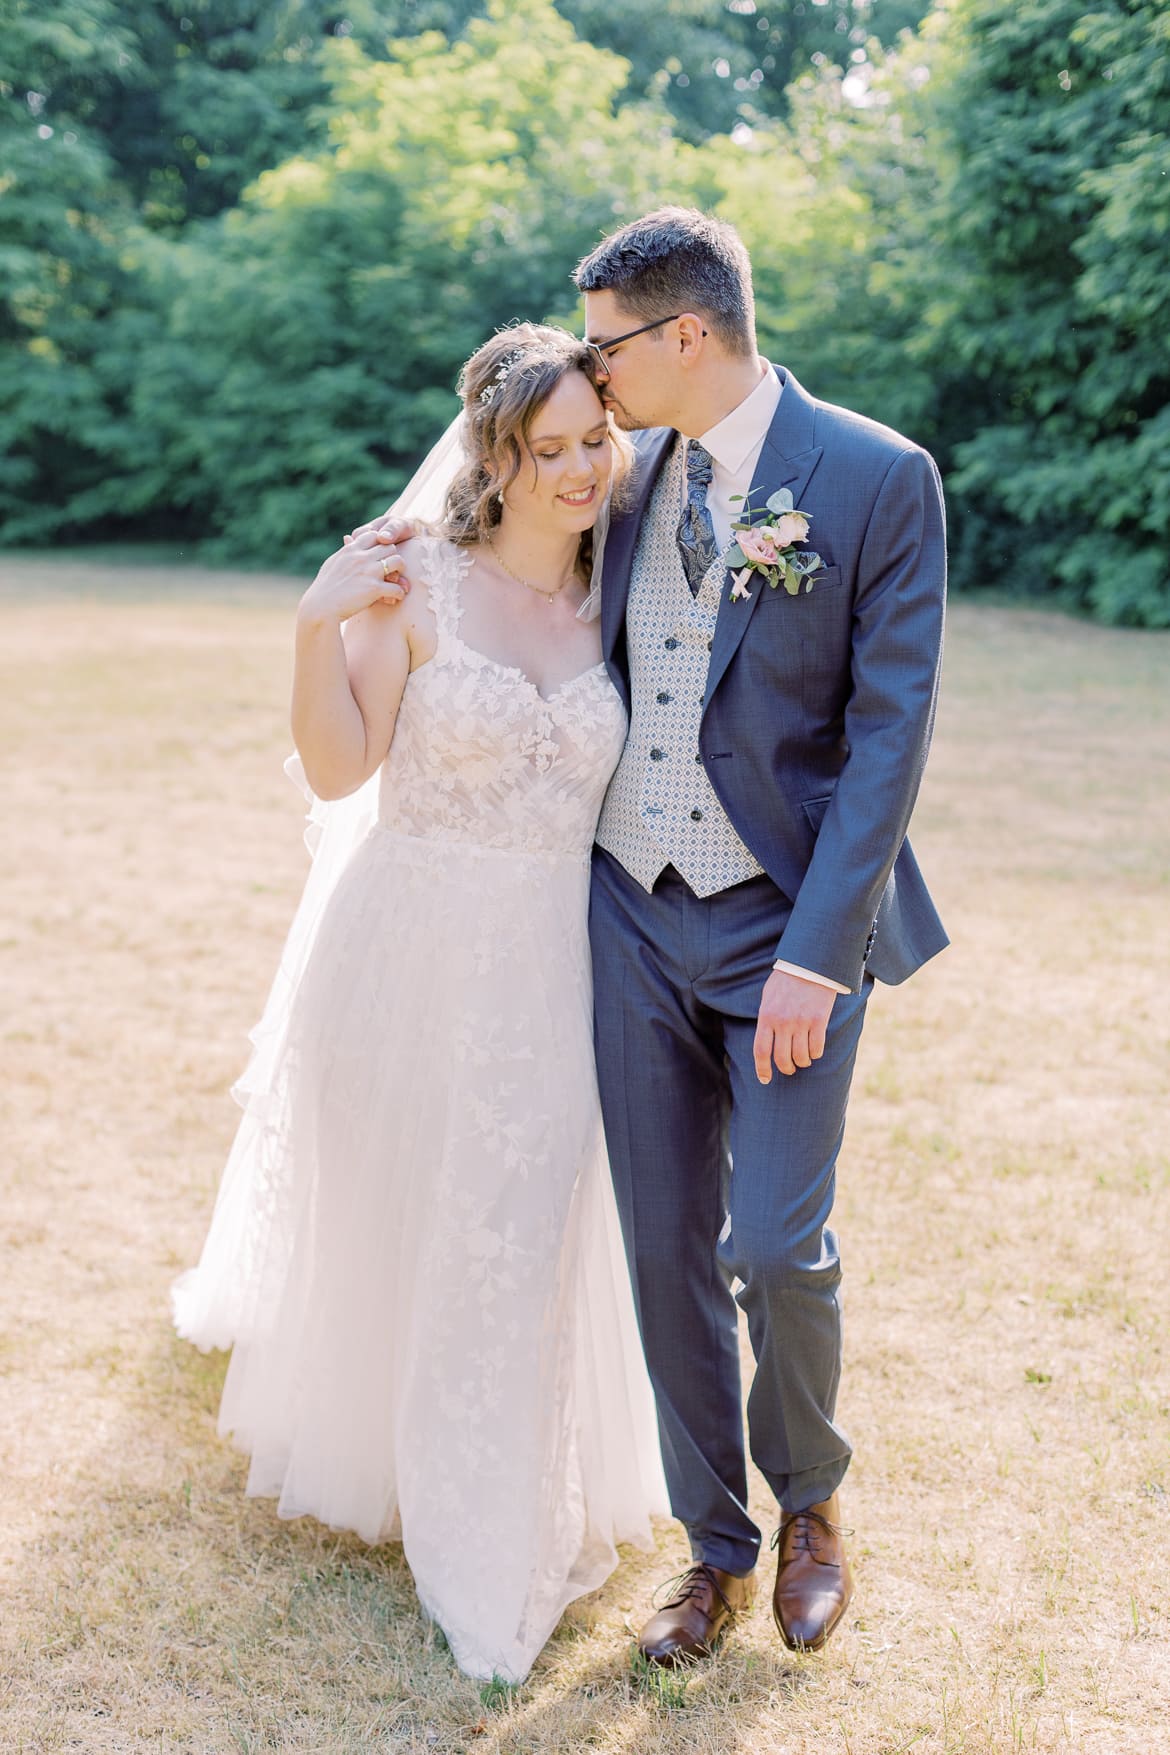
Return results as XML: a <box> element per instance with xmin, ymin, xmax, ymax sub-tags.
<box><xmin>173</xmin><ymin>536</ymin><xmax>667</xmax><ymax>1682</ymax></box>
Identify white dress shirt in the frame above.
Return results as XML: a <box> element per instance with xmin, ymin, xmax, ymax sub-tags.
<box><xmin>696</xmin><ymin>362</ymin><xmax>783</xmax><ymax>553</ymax></box>
<box><xmin>692</xmin><ymin>366</ymin><xmax>849</xmax><ymax>997</ymax></box>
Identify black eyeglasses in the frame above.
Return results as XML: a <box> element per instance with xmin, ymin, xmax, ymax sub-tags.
<box><xmin>584</xmin><ymin>315</ymin><xmax>681</xmax><ymax>383</ymax></box>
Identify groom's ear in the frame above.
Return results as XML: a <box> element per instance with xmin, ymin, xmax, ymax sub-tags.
<box><xmin>675</xmin><ymin>313</ymin><xmax>709</xmax><ymax>366</ymax></box>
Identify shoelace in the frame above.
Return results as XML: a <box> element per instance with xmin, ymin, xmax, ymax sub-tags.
<box><xmin>652</xmin><ymin>1562</ymin><xmax>735</xmax><ymax>1616</ymax></box>
<box><xmin>770</xmin><ymin>1509</ymin><xmax>854</xmax><ymax>1567</ymax></box>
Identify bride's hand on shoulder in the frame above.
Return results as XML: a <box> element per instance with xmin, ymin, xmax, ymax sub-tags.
<box><xmin>298</xmin><ymin>528</ymin><xmax>413</xmax><ymax>629</ymax></box>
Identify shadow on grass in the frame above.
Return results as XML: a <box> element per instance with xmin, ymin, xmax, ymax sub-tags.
<box><xmin>1</xmin><ymin>1321</ymin><xmax>818</xmax><ymax>1751</ymax></box>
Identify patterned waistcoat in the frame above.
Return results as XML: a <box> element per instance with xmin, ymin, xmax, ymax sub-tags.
<box><xmin>596</xmin><ymin>436</ymin><xmax>765</xmax><ymax>897</ymax></box>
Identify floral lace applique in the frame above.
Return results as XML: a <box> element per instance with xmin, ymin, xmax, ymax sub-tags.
<box><xmin>378</xmin><ymin>538</ymin><xmax>626</xmax><ymax>857</ymax></box>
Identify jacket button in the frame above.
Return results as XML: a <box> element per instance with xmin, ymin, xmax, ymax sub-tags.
<box><xmin>649</xmin><ymin>747</ymin><xmax>664</xmax><ymax>761</ymax></box>
<box><xmin>656</xmin><ymin>691</ymin><xmax>672</xmax><ymax>705</ymax></box>
<box><xmin>690</xmin><ymin>808</ymin><xmax>703</xmax><ymax>821</ymax></box>
<box><xmin>664</xmin><ymin>637</ymin><xmax>679</xmax><ymax>650</ymax></box>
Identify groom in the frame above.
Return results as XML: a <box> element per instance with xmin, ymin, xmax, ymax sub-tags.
<box><xmin>575</xmin><ymin>208</ymin><xmax>947</xmax><ymax>1662</ymax></box>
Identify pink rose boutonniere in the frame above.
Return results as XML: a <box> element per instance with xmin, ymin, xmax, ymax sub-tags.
<box><xmin>726</xmin><ymin>488</ymin><xmax>823</xmax><ymax>602</ymax></box>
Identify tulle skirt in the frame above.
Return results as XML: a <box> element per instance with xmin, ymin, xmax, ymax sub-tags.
<box><xmin>173</xmin><ymin>825</ymin><xmax>666</xmax><ymax>1682</ymax></box>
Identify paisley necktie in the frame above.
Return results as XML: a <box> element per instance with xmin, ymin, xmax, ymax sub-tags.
<box><xmin>676</xmin><ymin>440</ymin><xmax>719</xmax><ymax>596</ymax></box>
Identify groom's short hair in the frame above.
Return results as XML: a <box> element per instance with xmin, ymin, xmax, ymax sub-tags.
<box><xmin>574</xmin><ymin>208</ymin><xmax>756</xmax><ymax>358</ymax></box>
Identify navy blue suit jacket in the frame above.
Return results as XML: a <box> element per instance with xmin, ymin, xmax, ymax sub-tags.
<box><xmin>599</xmin><ymin>367</ymin><xmax>948</xmax><ymax>991</ymax></box>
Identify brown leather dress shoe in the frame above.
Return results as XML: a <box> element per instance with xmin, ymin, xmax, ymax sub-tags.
<box><xmin>771</xmin><ymin>1493</ymin><xmax>854</xmax><ymax>1651</ymax></box>
<box><xmin>637</xmin><ymin>1563</ymin><xmax>755</xmax><ymax>1665</ymax></box>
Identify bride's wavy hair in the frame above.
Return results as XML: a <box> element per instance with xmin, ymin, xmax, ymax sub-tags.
<box><xmin>443</xmin><ymin>323</ymin><xmax>632</xmax><ymax>566</ymax></box>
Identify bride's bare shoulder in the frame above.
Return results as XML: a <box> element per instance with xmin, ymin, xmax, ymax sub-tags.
<box><xmin>358</xmin><ymin>532</ymin><xmax>469</xmax><ymax>669</ymax></box>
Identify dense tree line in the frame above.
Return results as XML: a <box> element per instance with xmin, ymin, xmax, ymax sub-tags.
<box><xmin>1</xmin><ymin>0</ymin><xmax>1166</xmax><ymax>623</ymax></box>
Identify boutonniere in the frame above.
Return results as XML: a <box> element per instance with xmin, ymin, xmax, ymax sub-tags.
<box><xmin>726</xmin><ymin>488</ymin><xmax>823</xmax><ymax>602</ymax></box>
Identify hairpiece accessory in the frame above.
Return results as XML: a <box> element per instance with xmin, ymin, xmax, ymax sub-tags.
<box><xmin>478</xmin><ymin>347</ymin><xmax>526</xmax><ymax>406</ymax></box>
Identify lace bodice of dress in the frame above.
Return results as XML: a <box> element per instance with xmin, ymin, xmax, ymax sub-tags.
<box><xmin>378</xmin><ymin>537</ymin><xmax>627</xmax><ymax>857</ymax></box>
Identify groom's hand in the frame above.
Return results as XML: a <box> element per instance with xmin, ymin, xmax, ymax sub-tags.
<box><xmin>754</xmin><ymin>970</ymin><xmax>837</xmax><ymax>1083</ymax></box>
<box><xmin>342</xmin><ymin>513</ymin><xmax>420</xmax><ymax>597</ymax></box>
<box><xmin>345</xmin><ymin>511</ymin><xmax>419</xmax><ymax>545</ymax></box>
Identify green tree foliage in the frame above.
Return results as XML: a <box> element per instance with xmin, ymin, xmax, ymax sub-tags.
<box><xmin>711</xmin><ymin>31</ymin><xmax>946</xmax><ymax>441</ymax></box>
<box><xmin>1</xmin><ymin>0</ymin><xmax>1166</xmax><ymax>624</ymax></box>
<box><xmin>356</xmin><ymin>1</ymin><xmax>933</xmax><ymax>139</ymax></box>
<box><xmin>920</xmin><ymin>0</ymin><xmax>1170</xmax><ymax>625</ymax></box>
<box><xmin>92</xmin><ymin>0</ymin><xmax>713</xmax><ymax>565</ymax></box>
<box><xmin>0</xmin><ymin>1</ymin><xmax>144</xmax><ymax>534</ymax></box>
<box><xmin>0</xmin><ymin>0</ymin><xmax>945</xmax><ymax>557</ymax></box>
<box><xmin>90</xmin><ymin>1</ymin><xmax>331</xmax><ymax>227</ymax></box>
<box><xmin>558</xmin><ymin>0</ymin><xmax>929</xmax><ymax>140</ymax></box>
<box><xmin>4</xmin><ymin>0</ymin><xmax>357</xmax><ymax>229</ymax></box>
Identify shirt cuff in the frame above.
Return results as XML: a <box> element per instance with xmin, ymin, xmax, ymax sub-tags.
<box><xmin>771</xmin><ymin>959</ymin><xmax>851</xmax><ymax>996</ymax></box>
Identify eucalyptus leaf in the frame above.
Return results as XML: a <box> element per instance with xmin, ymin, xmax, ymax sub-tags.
<box><xmin>784</xmin><ymin>561</ymin><xmax>800</xmax><ymax>596</ymax></box>
<box><xmin>725</xmin><ymin>543</ymin><xmax>747</xmax><ymax>567</ymax></box>
<box><xmin>766</xmin><ymin>489</ymin><xmax>794</xmax><ymax>515</ymax></box>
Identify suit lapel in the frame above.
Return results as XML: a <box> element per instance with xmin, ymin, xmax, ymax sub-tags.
<box><xmin>704</xmin><ymin>368</ymin><xmax>825</xmax><ymax>707</ymax></box>
<box><xmin>601</xmin><ymin>428</ymin><xmax>674</xmax><ymax>669</ymax></box>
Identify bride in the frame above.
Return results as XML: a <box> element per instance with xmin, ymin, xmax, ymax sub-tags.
<box><xmin>172</xmin><ymin>322</ymin><xmax>666</xmax><ymax>1683</ymax></box>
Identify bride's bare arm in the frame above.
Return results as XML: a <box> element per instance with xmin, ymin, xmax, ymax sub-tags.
<box><xmin>291</xmin><ymin>531</ymin><xmax>412</xmax><ymax>800</ymax></box>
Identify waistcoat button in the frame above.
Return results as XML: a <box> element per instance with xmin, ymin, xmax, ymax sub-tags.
<box><xmin>656</xmin><ymin>691</ymin><xmax>672</xmax><ymax>704</ymax></box>
<box><xmin>690</xmin><ymin>808</ymin><xmax>703</xmax><ymax>822</ymax></box>
<box><xmin>649</xmin><ymin>747</ymin><xmax>664</xmax><ymax>761</ymax></box>
<box><xmin>664</xmin><ymin>637</ymin><xmax>679</xmax><ymax>650</ymax></box>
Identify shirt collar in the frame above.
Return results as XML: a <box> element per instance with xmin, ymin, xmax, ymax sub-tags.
<box><xmin>697</xmin><ymin>365</ymin><xmax>781</xmax><ymax>476</ymax></box>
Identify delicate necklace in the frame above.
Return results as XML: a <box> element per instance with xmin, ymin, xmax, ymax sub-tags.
<box><xmin>487</xmin><ymin>536</ymin><xmax>577</xmax><ymax>605</ymax></box>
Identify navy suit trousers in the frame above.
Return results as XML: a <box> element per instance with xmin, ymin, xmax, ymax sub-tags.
<box><xmin>590</xmin><ymin>846</ymin><xmax>871</xmax><ymax>1575</ymax></box>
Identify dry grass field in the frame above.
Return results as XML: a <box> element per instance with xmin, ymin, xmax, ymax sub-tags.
<box><xmin>1</xmin><ymin>552</ymin><xmax>1167</xmax><ymax>1754</ymax></box>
